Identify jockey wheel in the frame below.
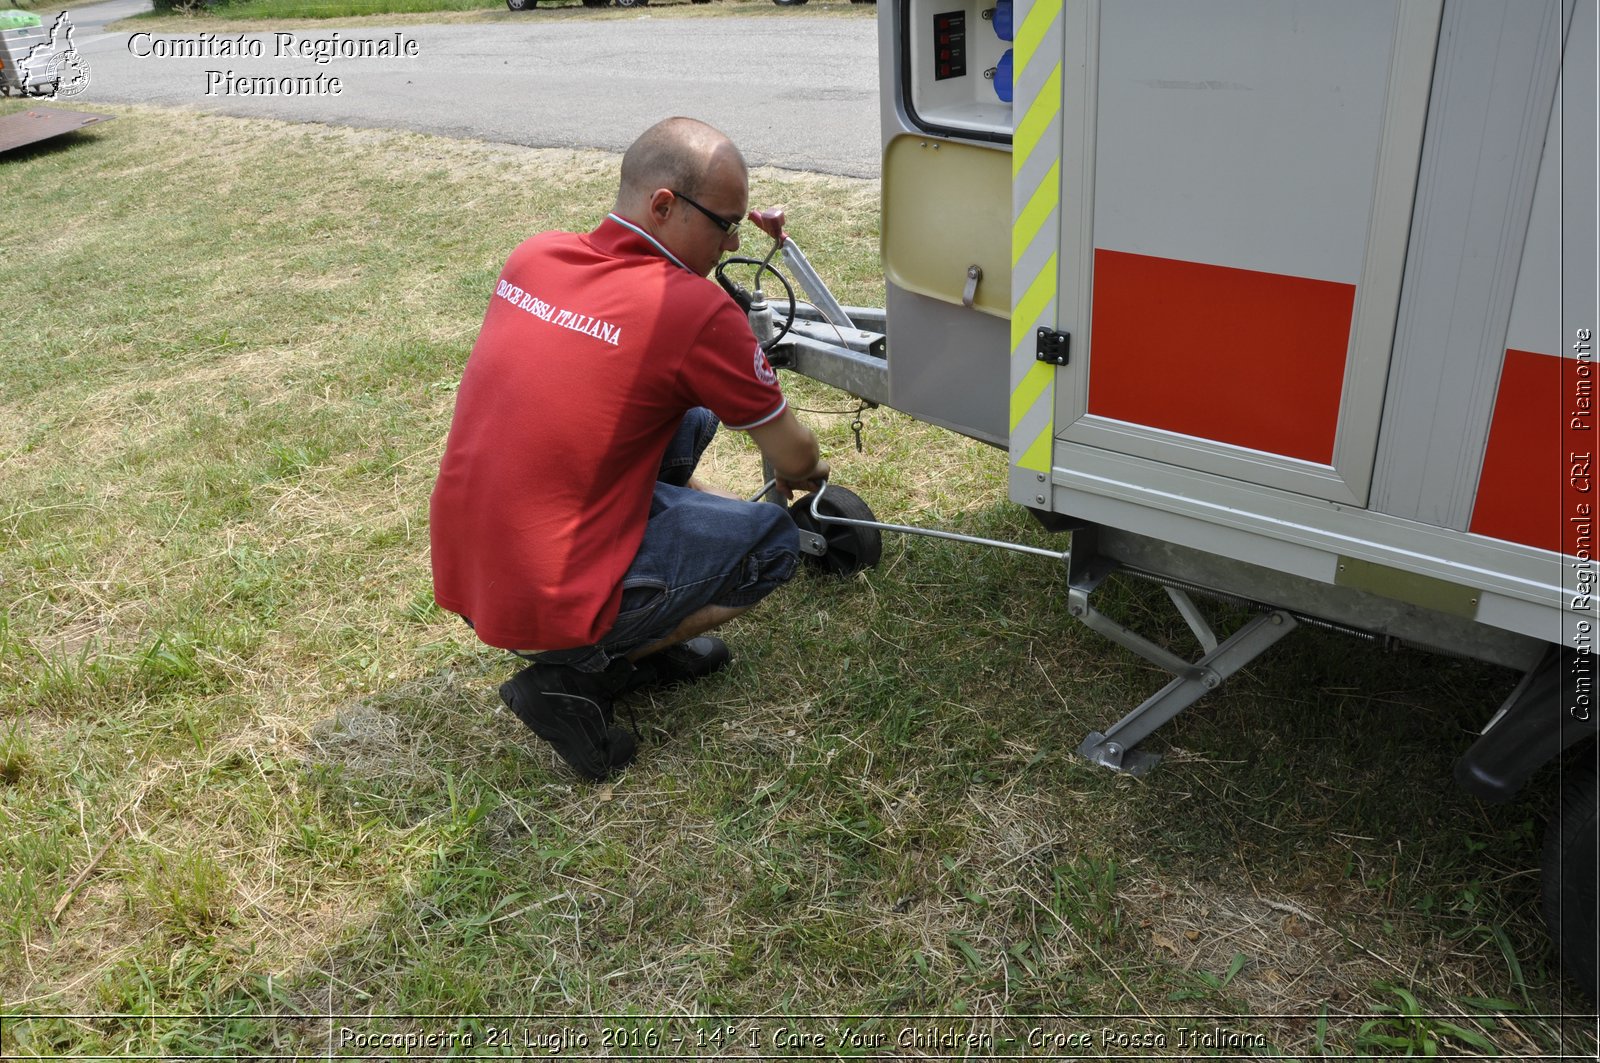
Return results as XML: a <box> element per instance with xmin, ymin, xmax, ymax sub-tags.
<box><xmin>789</xmin><ymin>485</ymin><xmax>882</xmax><ymax>577</ymax></box>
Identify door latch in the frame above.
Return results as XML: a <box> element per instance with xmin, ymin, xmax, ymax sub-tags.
<box><xmin>962</xmin><ymin>264</ymin><xmax>982</xmax><ymax>309</ymax></box>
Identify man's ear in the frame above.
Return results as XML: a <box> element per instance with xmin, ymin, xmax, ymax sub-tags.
<box><xmin>648</xmin><ymin>188</ymin><xmax>674</xmax><ymax>223</ymax></box>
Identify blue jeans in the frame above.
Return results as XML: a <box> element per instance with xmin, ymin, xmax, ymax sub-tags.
<box><xmin>530</xmin><ymin>408</ymin><xmax>799</xmax><ymax>673</ymax></box>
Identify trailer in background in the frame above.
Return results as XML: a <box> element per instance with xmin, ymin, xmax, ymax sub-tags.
<box><xmin>0</xmin><ymin>10</ymin><xmax>87</xmax><ymax>100</ymax></box>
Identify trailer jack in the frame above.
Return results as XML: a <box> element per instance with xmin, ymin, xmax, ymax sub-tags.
<box><xmin>1068</xmin><ymin>551</ymin><xmax>1300</xmax><ymax>776</ymax></box>
<box><xmin>788</xmin><ymin>482</ymin><xmax>1299</xmax><ymax>775</ymax></box>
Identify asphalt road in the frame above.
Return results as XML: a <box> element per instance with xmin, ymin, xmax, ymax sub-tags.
<box><xmin>59</xmin><ymin>0</ymin><xmax>882</xmax><ymax>176</ymax></box>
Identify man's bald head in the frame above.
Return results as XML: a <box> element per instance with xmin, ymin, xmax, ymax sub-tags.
<box><xmin>616</xmin><ymin>117</ymin><xmax>748</xmax><ymax>212</ymax></box>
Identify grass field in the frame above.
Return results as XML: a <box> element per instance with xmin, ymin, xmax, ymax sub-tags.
<box><xmin>0</xmin><ymin>102</ymin><xmax>1595</xmax><ymax>1058</ymax></box>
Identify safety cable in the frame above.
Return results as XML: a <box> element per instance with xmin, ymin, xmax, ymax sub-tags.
<box><xmin>714</xmin><ymin>255</ymin><xmax>796</xmax><ymax>350</ymax></box>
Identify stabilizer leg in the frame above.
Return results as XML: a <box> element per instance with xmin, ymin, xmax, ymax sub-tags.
<box><xmin>1069</xmin><ymin>561</ymin><xmax>1299</xmax><ymax>775</ymax></box>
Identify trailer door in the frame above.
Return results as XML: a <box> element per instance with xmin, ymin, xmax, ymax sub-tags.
<box><xmin>1011</xmin><ymin>0</ymin><xmax>1440</xmax><ymax>506</ymax></box>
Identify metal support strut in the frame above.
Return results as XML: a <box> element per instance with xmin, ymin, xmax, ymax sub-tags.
<box><xmin>1071</xmin><ymin>558</ymin><xmax>1299</xmax><ymax>775</ymax></box>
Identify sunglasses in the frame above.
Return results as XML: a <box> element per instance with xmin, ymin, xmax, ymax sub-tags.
<box><xmin>672</xmin><ymin>190</ymin><xmax>742</xmax><ymax>236</ymax></box>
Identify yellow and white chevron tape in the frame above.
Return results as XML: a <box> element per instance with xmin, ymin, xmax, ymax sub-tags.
<box><xmin>1009</xmin><ymin>0</ymin><xmax>1064</xmax><ymax>476</ymax></box>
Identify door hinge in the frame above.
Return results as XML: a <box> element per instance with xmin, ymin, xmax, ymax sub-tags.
<box><xmin>1036</xmin><ymin>328</ymin><xmax>1070</xmax><ymax>366</ymax></box>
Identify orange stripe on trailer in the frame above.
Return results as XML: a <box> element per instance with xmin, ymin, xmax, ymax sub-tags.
<box><xmin>1085</xmin><ymin>249</ymin><xmax>1355</xmax><ymax>465</ymax></box>
<box><xmin>1471</xmin><ymin>349</ymin><xmax>1593</xmax><ymax>555</ymax></box>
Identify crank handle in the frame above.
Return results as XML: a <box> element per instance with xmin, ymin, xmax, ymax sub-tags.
<box><xmin>748</xmin><ymin>208</ymin><xmax>788</xmax><ymax>244</ymax></box>
<box><xmin>807</xmin><ymin>481</ymin><xmax>1070</xmax><ymax>562</ymax></box>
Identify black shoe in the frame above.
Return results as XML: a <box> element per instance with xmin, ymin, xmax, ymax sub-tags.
<box><xmin>623</xmin><ymin>636</ymin><xmax>732</xmax><ymax>696</ymax></box>
<box><xmin>499</xmin><ymin>664</ymin><xmax>638</xmax><ymax>781</ymax></box>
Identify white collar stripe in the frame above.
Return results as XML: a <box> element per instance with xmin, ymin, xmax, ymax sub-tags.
<box><xmin>607</xmin><ymin>213</ymin><xmax>692</xmax><ymax>273</ymax></box>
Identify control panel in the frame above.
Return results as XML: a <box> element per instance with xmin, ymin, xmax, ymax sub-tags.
<box><xmin>903</xmin><ymin>0</ymin><xmax>1015</xmax><ymax>139</ymax></box>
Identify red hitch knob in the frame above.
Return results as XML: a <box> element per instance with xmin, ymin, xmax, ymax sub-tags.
<box><xmin>748</xmin><ymin>208</ymin><xmax>788</xmax><ymax>243</ymax></box>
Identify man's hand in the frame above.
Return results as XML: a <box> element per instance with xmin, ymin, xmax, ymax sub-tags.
<box><xmin>773</xmin><ymin>458</ymin><xmax>830</xmax><ymax>501</ymax></box>
<box><xmin>748</xmin><ymin>409</ymin><xmax>826</xmax><ymax>501</ymax></box>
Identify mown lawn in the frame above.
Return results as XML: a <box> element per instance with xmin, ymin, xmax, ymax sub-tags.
<box><xmin>0</xmin><ymin>102</ymin><xmax>1594</xmax><ymax>1057</ymax></box>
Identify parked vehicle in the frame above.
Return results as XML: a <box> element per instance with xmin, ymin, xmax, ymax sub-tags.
<box><xmin>758</xmin><ymin>0</ymin><xmax>1597</xmax><ymax>1000</ymax></box>
<box><xmin>0</xmin><ymin>9</ymin><xmax>81</xmax><ymax>98</ymax></box>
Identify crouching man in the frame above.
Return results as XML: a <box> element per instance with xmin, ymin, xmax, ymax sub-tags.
<box><xmin>429</xmin><ymin>117</ymin><xmax>828</xmax><ymax>781</ymax></box>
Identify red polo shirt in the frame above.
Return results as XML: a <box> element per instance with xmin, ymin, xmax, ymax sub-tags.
<box><xmin>429</xmin><ymin>215</ymin><xmax>787</xmax><ymax>651</ymax></box>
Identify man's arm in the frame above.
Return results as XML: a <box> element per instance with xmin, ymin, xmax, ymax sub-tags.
<box><xmin>746</xmin><ymin>408</ymin><xmax>830</xmax><ymax>499</ymax></box>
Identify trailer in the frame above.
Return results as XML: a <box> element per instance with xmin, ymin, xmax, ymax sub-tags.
<box><xmin>0</xmin><ymin>13</ymin><xmax>52</xmax><ymax>97</ymax></box>
<box><xmin>758</xmin><ymin>0</ymin><xmax>1599</xmax><ymax>999</ymax></box>
<box><xmin>0</xmin><ymin>11</ymin><xmax>86</xmax><ymax>99</ymax></box>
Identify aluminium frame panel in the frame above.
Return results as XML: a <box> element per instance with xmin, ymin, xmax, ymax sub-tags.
<box><xmin>1042</xmin><ymin>445</ymin><xmax>1575</xmax><ymax>649</ymax></box>
<box><xmin>1371</xmin><ymin>0</ymin><xmax>1572</xmax><ymax>529</ymax></box>
<box><xmin>1047</xmin><ymin>0</ymin><xmax>1441</xmax><ymax>506</ymax></box>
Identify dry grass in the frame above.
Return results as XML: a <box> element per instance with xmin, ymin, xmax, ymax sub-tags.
<box><xmin>0</xmin><ymin>102</ymin><xmax>1594</xmax><ymax>1058</ymax></box>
